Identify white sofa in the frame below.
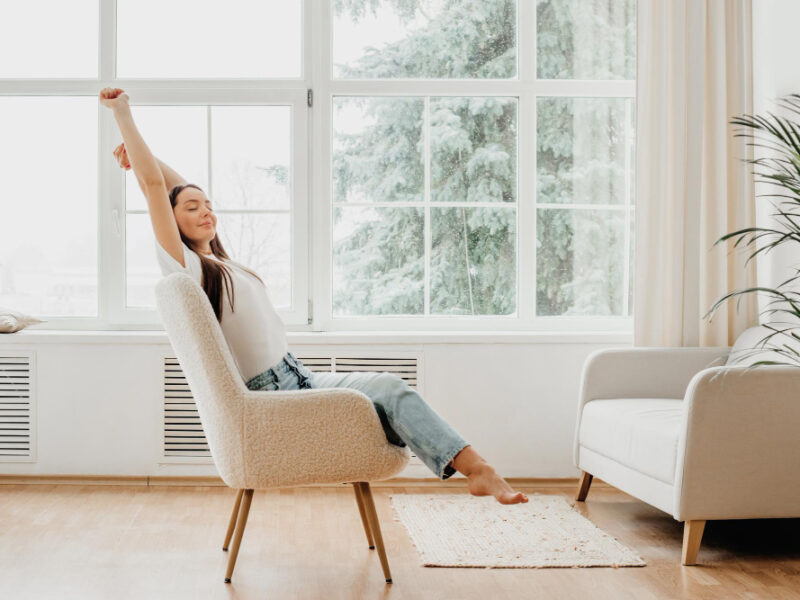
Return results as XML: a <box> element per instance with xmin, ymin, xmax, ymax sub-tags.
<box><xmin>573</xmin><ymin>325</ymin><xmax>800</xmax><ymax>565</ymax></box>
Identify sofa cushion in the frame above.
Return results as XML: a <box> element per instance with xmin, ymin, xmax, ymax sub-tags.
<box><xmin>579</xmin><ymin>398</ymin><xmax>683</xmax><ymax>485</ymax></box>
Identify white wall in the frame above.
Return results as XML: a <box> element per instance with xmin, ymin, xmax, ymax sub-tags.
<box><xmin>752</xmin><ymin>1</ymin><xmax>800</xmax><ymax>303</ymax></box>
<box><xmin>0</xmin><ymin>332</ymin><xmax>632</xmax><ymax>479</ymax></box>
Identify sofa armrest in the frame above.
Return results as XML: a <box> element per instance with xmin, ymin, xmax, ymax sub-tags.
<box><xmin>574</xmin><ymin>347</ymin><xmax>729</xmax><ymax>466</ymax></box>
<box><xmin>238</xmin><ymin>388</ymin><xmax>409</xmax><ymax>488</ymax></box>
<box><xmin>674</xmin><ymin>365</ymin><xmax>800</xmax><ymax>520</ymax></box>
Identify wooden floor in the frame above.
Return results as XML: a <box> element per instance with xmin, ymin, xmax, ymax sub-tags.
<box><xmin>0</xmin><ymin>481</ymin><xmax>798</xmax><ymax>600</ymax></box>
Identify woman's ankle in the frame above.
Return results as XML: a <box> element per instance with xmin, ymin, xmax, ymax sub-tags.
<box><xmin>451</xmin><ymin>445</ymin><xmax>490</xmax><ymax>477</ymax></box>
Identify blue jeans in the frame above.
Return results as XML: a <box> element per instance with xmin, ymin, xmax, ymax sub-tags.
<box><xmin>245</xmin><ymin>351</ymin><xmax>469</xmax><ymax>480</ymax></box>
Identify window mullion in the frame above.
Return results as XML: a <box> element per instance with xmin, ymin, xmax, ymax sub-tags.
<box><xmin>99</xmin><ymin>108</ymin><xmax>127</xmax><ymax>327</ymax></box>
<box><xmin>519</xmin><ymin>0</ymin><xmax>534</xmax><ymax>326</ymax></box>
<box><xmin>424</xmin><ymin>96</ymin><xmax>431</xmax><ymax>317</ymax></box>
<box><xmin>519</xmin><ymin>89</ymin><xmax>535</xmax><ymax>325</ymax></box>
<box><xmin>622</xmin><ymin>99</ymin><xmax>633</xmax><ymax>317</ymax></box>
<box><xmin>98</xmin><ymin>0</ymin><xmax>116</xmax><ymax>82</ymax></box>
<box><xmin>206</xmin><ymin>106</ymin><xmax>212</xmax><ymax>192</ymax></box>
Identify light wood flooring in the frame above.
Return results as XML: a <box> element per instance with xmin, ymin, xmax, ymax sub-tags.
<box><xmin>0</xmin><ymin>481</ymin><xmax>798</xmax><ymax>600</ymax></box>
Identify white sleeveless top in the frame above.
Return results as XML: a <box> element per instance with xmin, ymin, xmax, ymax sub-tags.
<box><xmin>154</xmin><ymin>240</ymin><xmax>288</xmax><ymax>383</ymax></box>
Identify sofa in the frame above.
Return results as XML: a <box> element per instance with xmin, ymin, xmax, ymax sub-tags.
<box><xmin>573</xmin><ymin>325</ymin><xmax>800</xmax><ymax>565</ymax></box>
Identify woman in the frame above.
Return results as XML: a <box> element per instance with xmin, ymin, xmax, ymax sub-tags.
<box><xmin>100</xmin><ymin>87</ymin><xmax>527</xmax><ymax>505</ymax></box>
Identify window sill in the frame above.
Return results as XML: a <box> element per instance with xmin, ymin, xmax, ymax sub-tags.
<box><xmin>0</xmin><ymin>329</ymin><xmax>633</xmax><ymax>345</ymax></box>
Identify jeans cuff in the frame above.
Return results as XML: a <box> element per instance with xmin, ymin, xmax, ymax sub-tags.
<box><xmin>438</xmin><ymin>441</ymin><xmax>469</xmax><ymax>480</ymax></box>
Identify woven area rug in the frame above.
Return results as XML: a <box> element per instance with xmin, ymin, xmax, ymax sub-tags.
<box><xmin>389</xmin><ymin>493</ymin><xmax>646</xmax><ymax>568</ymax></box>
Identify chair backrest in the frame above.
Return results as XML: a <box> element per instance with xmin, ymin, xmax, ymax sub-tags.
<box><xmin>727</xmin><ymin>324</ymin><xmax>800</xmax><ymax>367</ymax></box>
<box><xmin>155</xmin><ymin>272</ymin><xmax>246</xmax><ymax>486</ymax></box>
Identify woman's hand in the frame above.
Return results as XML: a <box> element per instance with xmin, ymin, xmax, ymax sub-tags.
<box><xmin>99</xmin><ymin>87</ymin><xmax>130</xmax><ymax>112</ymax></box>
<box><xmin>113</xmin><ymin>143</ymin><xmax>131</xmax><ymax>170</ymax></box>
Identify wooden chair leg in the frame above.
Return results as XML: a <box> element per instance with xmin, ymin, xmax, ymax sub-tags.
<box><xmin>681</xmin><ymin>520</ymin><xmax>706</xmax><ymax>566</ymax></box>
<box><xmin>356</xmin><ymin>482</ymin><xmax>393</xmax><ymax>583</ymax></box>
<box><xmin>575</xmin><ymin>470</ymin><xmax>593</xmax><ymax>501</ymax></box>
<box><xmin>224</xmin><ymin>489</ymin><xmax>254</xmax><ymax>583</ymax></box>
<box><xmin>223</xmin><ymin>489</ymin><xmax>244</xmax><ymax>551</ymax></box>
<box><xmin>352</xmin><ymin>483</ymin><xmax>375</xmax><ymax>549</ymax></box>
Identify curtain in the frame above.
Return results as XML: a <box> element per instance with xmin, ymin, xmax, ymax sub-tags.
<box><xmin>634</xmin><ymin>0</ymin><xmax>759</xmax><ymax>347</ymax></box>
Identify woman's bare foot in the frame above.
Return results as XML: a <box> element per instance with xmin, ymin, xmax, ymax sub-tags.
<box><xmin>465</xmin><ymin>463</ymin><xmax>528</xmax><ymax>504</ymax></box>
<box><xmin>451</xmin><ymin>445</ymin><xmax>528</xmax><ymax>505</ymax></box>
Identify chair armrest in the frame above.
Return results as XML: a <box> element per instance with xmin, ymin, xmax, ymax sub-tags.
<box><xmin>238</xmin><ymin>388</ymin><xmax>409</xmax><ymax>488</ymax></box>
<box><xmin>573</xmin><ymin>347</ymin><xmax>729</xmax><ymax>466</ymax></box>
<box><xmin>674</xmin><ymin>365</ymin><xmax>800</xmax><ymax>520</ymax></box>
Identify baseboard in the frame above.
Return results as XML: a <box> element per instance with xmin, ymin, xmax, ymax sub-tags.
<box><xmin>0</xmin><ymin>474</ymin><xmax>608</xmax><ymax>488</ymax></box>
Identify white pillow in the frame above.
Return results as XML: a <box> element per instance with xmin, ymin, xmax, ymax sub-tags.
<box><xmin>0</xmin><ymin>307</ymin><xmax>46</xmax><ymax>333</ymax></box>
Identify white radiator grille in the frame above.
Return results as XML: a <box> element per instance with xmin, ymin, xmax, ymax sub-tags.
<box><xmin>162</xmin><ymin>352</ymin><xmax>423</xmax><ymax>468</ymax></box>
<box><xmin>326</xmin><ymin>356</ymin><xmax>419</xmax><ymax>388</ymax></box>
<box><xmin>0</xmin><ymin>353</ymin><xmax>35</xmax><ymax>462</ymax></box>
<box><xmin>163</xmin><ymin>358</ymin><xmax>210</xmax><ymax>458</ymax></box>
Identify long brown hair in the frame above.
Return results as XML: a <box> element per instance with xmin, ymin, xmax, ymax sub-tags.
<box><xmin>169</xmin><ymin>183</ymin><xmax>265</xmax><ymax>322</ymax></box>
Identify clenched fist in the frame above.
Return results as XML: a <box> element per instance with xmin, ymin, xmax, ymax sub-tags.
<box><xmin>99</xmin><ymin>87</ymin><xmax>130</xmax><ymax>111</ymax></box>
<box><xmin>113</xmin><ymin>143</ymin><xmax>131</xmax><ymax>170</ymax></box>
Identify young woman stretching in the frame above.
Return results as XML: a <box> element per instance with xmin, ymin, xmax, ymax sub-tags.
<box><xmin>100</xmin><ymin>87</ymin><xmax>527</xmax><ymax>505</ymax></box>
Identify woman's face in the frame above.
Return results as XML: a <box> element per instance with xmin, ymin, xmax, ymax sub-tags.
<box><xmin>174</xmin><ymin>187</ymin><xmax>217</xmax><ymax>245</ymax></box>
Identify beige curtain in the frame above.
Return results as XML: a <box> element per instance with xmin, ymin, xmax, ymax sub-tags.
<box><xmin>634</xmin><ymin>0</ymin><xmax>759</xmax><ymax>347</ymax></box>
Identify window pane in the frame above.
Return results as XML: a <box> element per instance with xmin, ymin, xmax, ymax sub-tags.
<box><xmin>0</xmin><ymin>1</ymin><xmax>97</xmax><ymax>78</ymax></box>
<box><xmin>431</xmin><ymin>207</ymin><xmax>516</xmax><ymax>315</ymax></box>
<box><xmin>117</xmin><ymin>0</ymin><xmax>301</xmax><ymax>78</ymax></box>
<box><xmin>537</xmin><ymin>97</ymin><xmax>631</xmax><ymax>206</ymax></box>
<box><xmin>536</xmin><ymin>208</ymin><xmax>625</xmax><ymax>316</ymax></box>
<box><xmin>211</xmin><ymin>106</ymin><xmax>291</xmax><ymax>211</ymax></box>
<box><xmin>125</xmin><ymin>106</ymin><xmax>208</xmax><ymax>212</ymax></box>
<box><xmin>333</xmin><ymin>97</ymin><xmax>424</xmax><ymax>203</ymax></box>
<box><xmin>431</xmin><ymin>97</ymin><xmax>517</xmax><ymax>203</ymax></box>
<box><xmin>332</xmin><ymin>0</ymin><xmax>516</xmax><ymax>79</ymax></box>
<box><xmin>126</xmin><ymin>213</ymin><xmax>290</xmax><ymax>309</ymax></box>
<box><xmin>124</xmin><ymin>105</ymin><xmax>292</xmax><ymax>211</ymax></box>
<box><xmin>216</xmin><ymin>213</ymin><xmax>291</xmax><ymax>308</ymax></box>
<box><xmin>332</xmin><ymin>207</ymin><xmax>424</xmax><ymax>316</ymax></box>
<box><xmin>125</xmin><ymin>214</ymin><xmax>162</xmax><ymax>309</ymax></box>
<box><xmin>537</xmin><ymin>0</ymin><xmax>635</xmax><ymax>80</ymax></box>
<box><xmin>0</xmin><ymin>97</ymin><xmax>97</xmax><ymax>316</ymax></box>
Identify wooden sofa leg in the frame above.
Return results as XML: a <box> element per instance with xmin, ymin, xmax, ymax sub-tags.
<box><xmin>352</xmin><ymin>483</ymin><xmax>375</xmax><ymax>549</ymax></box>
<box><xmin>681</xmin><ymin>520</ymin><xmax>706</xmax><ymax>566</ymax></box>
<box><xmin>575</xmin><ymin>471</ymin><xmax>593</xmax><ymax>501</ymax></box>
<box><xmin>356</xmin><ymin>482</ymin><xmax>393</xmax><ymax>583</ymax></box>
<box><xmin>223</xmin><ymin>489</ymin><xmax>244</xmax><ymax>551</ymax></box>
<box><xmin>225</xmin><ymin>489</ymin><xmax>254</xmax><ymax>583</ymax></box>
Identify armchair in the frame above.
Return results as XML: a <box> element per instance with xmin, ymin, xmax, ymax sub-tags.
<box><xmin>154</xmin><ymin>273</ymin><xmax>409</xmax><ymax>584</ymax></box>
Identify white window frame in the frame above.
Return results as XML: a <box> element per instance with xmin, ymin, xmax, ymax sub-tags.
<box><xmin>311</xmin><ymin>1</ymin><xmax>635</xmax><ymax>332</ymax></box>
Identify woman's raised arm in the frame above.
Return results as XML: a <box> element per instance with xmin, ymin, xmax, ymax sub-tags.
<box><xmin>102</xmin><ymin>88</ymin><xmax>185</xmax><ymax>268</ymax></box>
<box><xmin>99</xmin><ymin>87</ymin><xmax>164</xmax><ymax>187</ymax></box>
<box><xmin>114</xmin><ymin>143</ymin><xmax>188</xmax><ymax>191</ymax></box>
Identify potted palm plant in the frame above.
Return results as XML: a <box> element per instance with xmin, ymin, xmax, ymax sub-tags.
<box><xmin>703</xmin><ymin>94</ymin><xmax>800</xmax><ymax>367</ymax></box>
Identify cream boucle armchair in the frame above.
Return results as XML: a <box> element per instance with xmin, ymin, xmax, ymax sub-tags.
<box><xmin>155</xmin><ymin>273</ymin><xmax>409</xmax><ymax>584</ymax></box>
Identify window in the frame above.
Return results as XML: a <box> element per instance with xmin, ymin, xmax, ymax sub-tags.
<box><xmin>317</xmin><ymin>0</ymin><xmax>635</xmax><ymax>330</ymax></box>
<box><xmin>116</xmin><ymin>0</ymin><xmax>301</xmax><ymax>78</ymax></box>
<box><xmin>124</xmin><ymin>105</ymin><xmax>294</xmax><ymax>311</ymax></box>
<box><xmin>0</xmin><ymin>97</ymin><xmax>98</xmax><ymax>317</ymax></box>
<box><xmin>1</xmin><ymin>1</ymin><xmax>309</xmax><ymax>329</ymax></box>
<box><xmin>0</xmin><ymin>0</ymin><xmax>635</xmax><ymax>332</ymax></box>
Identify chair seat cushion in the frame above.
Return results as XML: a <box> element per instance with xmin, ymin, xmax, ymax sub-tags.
<box><xmin>579</xmin><ymin>398</ymin><xmax>684</xmax><ymax>485</ymax></box>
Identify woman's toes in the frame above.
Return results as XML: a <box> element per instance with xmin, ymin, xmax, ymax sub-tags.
<box><xmin>498</xmin><ymin>491</ymin><xmax>527</xmax><ymax>505</ymax></box>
